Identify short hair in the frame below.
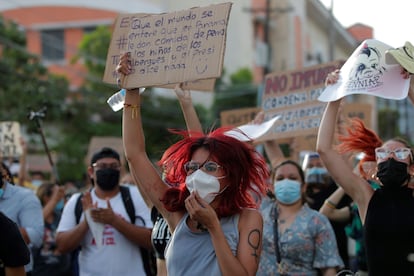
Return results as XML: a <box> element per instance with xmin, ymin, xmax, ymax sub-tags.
<box><xmin>90</xmin><ymin>147</ymin><xmax>120</xmax><ymax>166</ymax></box>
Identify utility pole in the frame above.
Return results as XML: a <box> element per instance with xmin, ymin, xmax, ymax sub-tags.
<box><xmin>264</xmin><ymin>0</ymin><xmax>271</xmax><ymax>75</ymax></box>
<box><xmin>328</xmin><ymin>0</ymin><xmax>335</xmax><ymax>61</ymax></box>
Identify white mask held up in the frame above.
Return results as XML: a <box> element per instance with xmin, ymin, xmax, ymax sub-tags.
<box><xmin>185</xmin><ymin>169</ymin><xmax>224</xmax><ymax>203</ymax></box>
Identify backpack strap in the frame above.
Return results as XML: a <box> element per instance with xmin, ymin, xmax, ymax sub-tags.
<box><xmin>119</xmin><ymin>186</ymin><xmax>155</xmax><ymax>275</ymax></box>
<box><xmin>74</xmin><ymin>186</ymin><xmax>155</xmax><ymax>275</ymax></box>
<box><xmin>74</xmin><ymin>192</ymin><xmax>84</xmax><ymax>224</ymax></box>
<box><xmin>75</xmin><ymin>187</ymin><xmax>136</xmax><ymax>224</ymax></box>
<box><xmin>119</xmin><ymin>186</ymin><xmax>135</xmax><ymax>224</ymax></box>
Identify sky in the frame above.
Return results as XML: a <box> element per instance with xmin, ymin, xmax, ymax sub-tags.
<box><xmin>320</xmin><ymin>0</ymin><xmax>413</xmax><ymax>48</ymax></box>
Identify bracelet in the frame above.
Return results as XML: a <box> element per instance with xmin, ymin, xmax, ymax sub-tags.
<box><xmin>325</xmin><ymin>200</ymin><xmax>337</xmax><ymax>209</ymax></box>
<box><xmin>123</xmin><ymin>103</ymin><xmax>139</xmax><ymax>119</ymax></box>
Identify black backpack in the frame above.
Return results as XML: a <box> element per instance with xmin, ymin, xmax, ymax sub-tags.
<box><xmin>74</xmin><ymin>186</ymin><xmax>156</xmax><ymax>276</ymax></box>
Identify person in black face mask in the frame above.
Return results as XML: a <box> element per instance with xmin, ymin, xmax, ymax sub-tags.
<box><xmin>55</xmin><ymin>147</ymin><xmax>153</xmax><ymax>276</ymax></box>
<box><xmin>318</xmin><ymin>69</ymin><xmax>414</xmax><ymax>276</ymax></box>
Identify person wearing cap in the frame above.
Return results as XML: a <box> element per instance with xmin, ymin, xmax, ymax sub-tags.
<box><xmin>385</xmin><ymin>41</ymin><xmax>414</xmax><ymax>103</ymax></box>
<box><xmin>301</xmin><ymin>151</ymin><xmax>353</xmax><ymax>270</ymax></box>
<box><xmin>55</xmin><ymin>147</ymin><xmax>153</xmax><ymax>276</ymax></box>
<box><xmin>318</xmin><ymin>70</ymin><xmax>414</xmax><ymax>275</ymax></box>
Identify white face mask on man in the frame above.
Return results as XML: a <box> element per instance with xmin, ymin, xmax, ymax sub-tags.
<box><xmin>185</xmin><ymin>169</ymin><xmax>226</xmax><ymax>203</ymax></box>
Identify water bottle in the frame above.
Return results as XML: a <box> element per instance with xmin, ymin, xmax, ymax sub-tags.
<box><xmin>107</xmin><ymin>88</ymin><xmax>145</xmax><ymax>112</ymax></box>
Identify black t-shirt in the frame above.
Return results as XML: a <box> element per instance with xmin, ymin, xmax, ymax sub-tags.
<box><xmin>365</xmin><ymin>186</ymin><xmax>414</xmax><ymax>275</ymax></box>
<box><xmin>150</xmin><ymin>207</ymin><xmax>171</xmax><ymax>260</ymax></box>
<box><xmin>0</xmin><ymin>212</ymin><xmax>30</xmax><ymax>276</ymax></box>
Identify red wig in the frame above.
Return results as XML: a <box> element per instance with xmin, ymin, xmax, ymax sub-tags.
<box><xmin>336</xmin><ymin>118</ymin><xmax>383</xmax><ymax>178</ymax></box>
<box><xmin>158</xmin><ymin>127</ymin><xmax>269</xmax><ymax>218</ymax></box>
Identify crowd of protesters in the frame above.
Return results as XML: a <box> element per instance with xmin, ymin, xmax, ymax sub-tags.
<box><xmin>2</xmin><ymin>40</ymin><xmax>414</xmax><ymax>276</ymax></box>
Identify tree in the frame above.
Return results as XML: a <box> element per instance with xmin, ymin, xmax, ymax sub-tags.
<box><xmin>378</xmin><ymin>107</ymin><xmax>401</xmax><ymax>141</ymax></box>
<box><xmin>0</xmin><ymin>16</ymin><xmax>68</xmax><ymax>124</ymax></box>
<box><xmin>211</xmin><ymin>67</ymin><xmax>258</xmax><ymax>125</ymax></box>
<box><xmin>56</xmin><ymin>26</ymin><xmax>211</xmax><ymax>182</ymax></box>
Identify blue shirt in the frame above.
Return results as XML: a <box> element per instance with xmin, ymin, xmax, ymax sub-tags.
<box><xmin>0</xmin><ymin>182</ymin><xmax>44</xmax><ymax>272</ymax></box>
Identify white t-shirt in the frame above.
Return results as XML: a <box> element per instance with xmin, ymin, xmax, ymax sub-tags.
<box><xmin>57</xmin><ymin>186</ymin><xmax>152</xmax><ymax>276</ymax></box>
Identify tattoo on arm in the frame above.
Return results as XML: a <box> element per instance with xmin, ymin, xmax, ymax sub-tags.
<box><xmin>248</xmin><ymin>229</ymin><xmax>261</xmax><ymax>262</ymax></box>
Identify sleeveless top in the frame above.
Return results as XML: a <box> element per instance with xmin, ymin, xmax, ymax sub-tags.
<box><xmin>165</xmin><ymin>213</ymin><xmax>239</xmax><ymax>276</ymax></box>
<box><xmin>364</xmin><ymin>186</ymin><xmax>414</xmax><ymax>275</ymax></box>
<box><xmin>150</xmin><ymin>207</ymin><xmax>171</xmax><ymax>260</ymax></box>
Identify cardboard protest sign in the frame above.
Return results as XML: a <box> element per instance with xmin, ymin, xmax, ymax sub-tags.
<box><xmin>0</xmin><ymin>122</ymin><xmax>22</xmax><ymax>158</ymax></box>
<box><xmin>342</xmin><ymin>103</ymin><xmax>372</xmax><ymax>128</ymax></box>
<box><xmin>257</xmin><ymin>61</ymin><xmax>344</xmax><ymax>142</ymax></box>
<box><xmin>319</xmin><ymin>39</ymin><xmax>410</xmax><ymax>102</ymax></box>
<box><xmin>220</xmin><ymin>107</ymin><xmax>261</xmax><ymax>127</ymax></box>
<box><xmin>86</xmin><ymin>136</ymin><xmax>125</xmax><ymax>167</ymax></box>
<box><xmin>103</xmin><ymin>3</ymin><xmax>232</xmax><ymax>91</ymax></box>
<box><xmin>287</xmin><ymin>103</ymin><xmax>373</xmax><ymax>154</ymax></box>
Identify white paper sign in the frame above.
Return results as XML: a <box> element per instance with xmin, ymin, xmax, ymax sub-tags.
<box><xmin>225</xmin><ymin>116</ymin><xmax>280</xmax><ymax>142</ymax></box>
<box><xmin>85</xmin><ymin>209</ymin><xmax>105</xmax><ymax>248</ymax></box>
<box><xmin>318</xmin><ymin>39</ymin><xmax>410</xmax><ymax>102</ymax></box>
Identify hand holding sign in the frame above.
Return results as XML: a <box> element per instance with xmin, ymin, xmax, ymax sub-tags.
<box><xmin>318</xmin><ymin>39</ymin><xmax>410</xmax><ymax>102</ymax></box>
<box><xmin>103</xmin><ymin>3</ymin><xmax>232</xmax><ymax>91</ymax></box>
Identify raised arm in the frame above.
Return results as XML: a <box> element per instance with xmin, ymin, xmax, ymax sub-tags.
<box><xmin>174</xmin><ymin>83</ymin><xmax>203</xmax><ymax>134</ymax></box>
<box><xmin>408</xmin><ymin>73</ymin><xmax>414</xmax><ymax>105</ymax></box>
<box><xmin>319</xmin><ymin>186</ymin><xmax>351</xmax><ymax>223</ymax></box>
<box><xmin>119</xmin><ymin>54</ymin><xmax>182</xmax><ymax>231</ymax></box>
<box><xmin>251</xmin><ymin>111</ymin><xmax>287</xmax><ymax>168</ymax></box>
<box><xmin>316</xmin><ymin>71</ymin><xmax>372</xmax><ymax>222</ymax></box>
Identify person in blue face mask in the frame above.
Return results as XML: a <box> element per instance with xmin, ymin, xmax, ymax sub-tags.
<box><xmin>302</xmin><ymin>152</ymin><xmax>353</xmax><ymax>270</ymax></box>
<box><xmin>33</xmin><ymin>183</ymin><xmax>72</xmax><ymax>276</ymax></box>
<box><xmin>258</xmin><ymin>160</ymin><xmax>344</xmax><ymax>276</ymax></box>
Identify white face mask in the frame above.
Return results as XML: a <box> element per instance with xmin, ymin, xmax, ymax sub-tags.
<box><xmin>185</xmin><ymin>169</ymin><xmax>225</xmax><ymax>204</ymax></box>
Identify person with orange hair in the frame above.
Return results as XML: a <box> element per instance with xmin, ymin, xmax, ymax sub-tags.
<box><xmin>118</xmin><ymin>52</ymin><xmax>269</xmax><ymax>276</ymax></box>
<box><xmin>317</xmin><ymin>69</ymin><xmax>414</xmax><ymax>275</ymax></box>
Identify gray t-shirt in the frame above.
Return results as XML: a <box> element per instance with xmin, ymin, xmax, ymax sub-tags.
<box><xmin>165</xmin><ymin>213</ymin><xmax>239</xmax><ymax>275</ymax></box>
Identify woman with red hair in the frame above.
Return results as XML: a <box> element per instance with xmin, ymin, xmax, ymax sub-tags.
<box><xmin>317</xmin><ymin>69</ymin><xmax>414</xmax><ymax>275</ymax></box>
<box><xmin>118</xmin><ymin>53</ymin><xmax>269</xmax><ymax>276</ymax></box>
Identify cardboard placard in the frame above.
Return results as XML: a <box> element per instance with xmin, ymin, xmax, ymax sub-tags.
<box><xmin>220</xmin><ymin>107</ymin><xmax>261</xmax><ymax>127</ymax></box>
<box><xmin>342</xmin><ymin>103</ymin><xmax>372</xmax><ymax>128</ymax></box>
<box><xmin>103</xmin><ymin>3</ymin><xmax>232</xmax><ymax>91</ymax></box>
<box><xmin>257</xmin><ymin>61</ymin><xmax>344</xmax><ymax>143</ymax></box>
<box><xmin>86</xmin><ymin>137</ymin><xmax>125</xmax><ymax>167</ymax></box>
<box><xmin>0</xmin><ymin>121</ymin><xmax>22</xmax><ymax>158</ymax></box>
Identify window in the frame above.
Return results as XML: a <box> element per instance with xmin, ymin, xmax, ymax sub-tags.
<box><xmin>41</xmin><ymin>29</ymin><xmax>64</xmax><ymax>61</ymax></box>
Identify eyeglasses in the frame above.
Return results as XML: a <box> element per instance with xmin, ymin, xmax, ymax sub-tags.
<box><xmin>184</xmin><ymin>161</ymin><xmax>222</xmax><ymax>174</ymax></box>
<box><xmin>375</xmin><ymin>147</ymin><xmax>412</xmax><ymax>161</ymax></box>
<box><xmin>92</xmin><ymin>162</ymin><xmax>121</xmax><ymax>170</ymax></box>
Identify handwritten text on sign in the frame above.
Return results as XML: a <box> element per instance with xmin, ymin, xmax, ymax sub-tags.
<box><xmin>258</xmin><ymin>61</ymin><xmax>343</xmax><ymax>141</ymax></box>
<box><xmin>103</xmin><ymin>3</ymin><xmax>232</xmax><ymax>89</ymax></box>
<box><xmin>0</xmin><ymin>121</ymin><xmax>22</xmax><ymax>158</ymax></box>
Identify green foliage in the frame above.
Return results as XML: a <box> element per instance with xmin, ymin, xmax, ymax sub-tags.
<box><xmin>211</xmin><ymin>67</ymin><xmax>258</xmax><ymax>126</ymax></box>
<box><xmin>378</xmin><ymin>107</ymin><xmax>400</xmax><ymax>141</ymax></box>
<box><xmin>0</xmin><ymin>16</ymin><xmax>68</xmax><ymax>125</ymax></box>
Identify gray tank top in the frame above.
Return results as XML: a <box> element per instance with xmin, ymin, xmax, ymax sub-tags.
<box><xmin>165</xmin><ymin>213</ymin><xmax>240</xmax><ymax>275</ymax></box>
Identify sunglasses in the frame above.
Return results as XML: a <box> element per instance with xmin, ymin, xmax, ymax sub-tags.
<box><xmin>375</xmin><ymin>147</ymin><xmax>412</xmax><ymax>161</ymax></box>
<box><xmin>92</xmin><ymin>162</ymin><xmax>121</xmax><ymax>170</ymax></box>
<box><xmin>184</xmin><ymin>161</ymin><xmax>222</xmax><ymax>174</ymax></box>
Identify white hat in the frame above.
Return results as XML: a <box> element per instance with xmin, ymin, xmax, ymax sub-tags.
<box><xmin>385</xmin><ymin>41</ymin><xmax>414</xmax><ymax>73</ymax></box>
